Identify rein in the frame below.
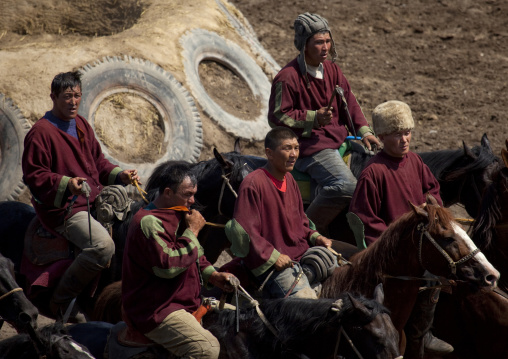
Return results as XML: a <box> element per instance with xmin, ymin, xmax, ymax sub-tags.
<box><xmin>217</xmin><ymin>166</ymin><xmax>239</xmax><ymax>217</ymax></box>
<box><xmin>417</xmin><ymin>222</ymin><xmax>480</xmax><ymax>276</ymax></box>
<box><xmin>0</xmin><ymin>287</ymin><xmax>23</xmax><ymax>301</ymax></box>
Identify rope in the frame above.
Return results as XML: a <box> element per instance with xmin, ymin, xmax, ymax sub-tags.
<box><xmin>130</xmin><ymin>174</ymin><xmax>148</xmax><ymax>204</ymax></box>
<box><xmin>0</xmin><ymin>287</ymin><xmax>23</xmax><ymax>301</ymax></box>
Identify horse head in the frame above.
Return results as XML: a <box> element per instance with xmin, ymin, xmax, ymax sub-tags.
<box><xmin>0</xmin><ymin>253</ymin><xmax>38</xmax><ymax>334</ymax></box>
<box><xmin>409</xmin><ymin>194</ymin><xmax>499</xmax><ymax>291</ymax></box>
<box><xmin>337</xmin><ymin>284</ymin><xmax>402</xmax><ymax>359</ymax></box>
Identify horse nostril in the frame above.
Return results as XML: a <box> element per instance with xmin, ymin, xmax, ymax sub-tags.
<box><xmin>18</xmin><ymin>312</ymin><xmax>32</xmax><ymax>325</ymax></box>
<box><xmin>485</xmin><ymin>274</ymin><xmax>498</xmax><ymax>286</ymax></box>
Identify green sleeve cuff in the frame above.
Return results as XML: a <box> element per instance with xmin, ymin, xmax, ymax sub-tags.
<box><xmin>108</xmin><ymin>167</ymin><xmax>123</xmax><ymax>185</ymax></box>
<box><xmin>202</xmin><ymin>266</ymin><xmax>217</xmax><ymax>288</ymax></box>
<box><xmin>251</xmin><ymin>249</ymin><xmax>280</xmax><ymax>277</ymax></box>
<box><xmin>301</xmin><ymin>111</ymin><xmax>316</xmax><ymax>138</ymax></box>
<box><xmin>309</xmin><ymin>231</ymin><xmax>321</xmax><ymax>246</ymax></box>
<box><xmin>358</xmin><ymin>125</ymin><xmax>375</xmax><ymax>138</ymax></box>
<box><xmin>54</xmin><ymin>176</ymin><xmax>71</xmax><ymax>207</ymax></box>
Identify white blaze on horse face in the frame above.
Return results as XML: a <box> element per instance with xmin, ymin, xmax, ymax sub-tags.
<box><xmin>69</xmin><ymin>341</ymin><xmax>95</xmax><ymax>359</ymax></box>
<box><xmin>452</xmin><ymin>222</ymin><xmax>500</xmax><ymax>281</ymax></box>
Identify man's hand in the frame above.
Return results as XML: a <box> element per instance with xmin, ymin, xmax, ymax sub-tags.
<box><xmin>362</xmin><ymin>134</ymin><xmax>381</xmax><ymax>151</ymax></box>
<box><xmin>68</xmin><ymin>177</ymin><xmax>88</xmax><ymax>196</ymax></box>
<box><xmin>315</xmin><ymin>107</ymin><xmax>333</xmax><ymax>127</ymax></box>
<box><xmin>315</xmin><ymin>235</ymin><xmax>332</xmax><ymax>248</ymax></box>
<box><xmin>119</xmin><ymin>169</ymin><xmax>141</xmax><ymax>185</ymax></box>
<box><xmin>209</xmin><ymin>272</ymin><xmax>239</xmax><ymax>293</ymax></box>
<box><xmin>185</xmin><ymin>209</ymin><xmax>205</xmax><ymax>237</ymax></box>
<box><xmin>274</xmin><ymin>253</ymin><xmax>293</xmax><ymax>271</ymax></box>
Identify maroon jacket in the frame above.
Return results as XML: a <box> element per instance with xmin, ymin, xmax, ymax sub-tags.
<box><xmin>349</xmin><ymin>151</ymin><xmax>442</xmax><ymax>246</ymax></box>
<box><xmin>122</xmin><ymin>204</ymin><xmax>216</xmax><ymax>334</ymax></box>
<box><xmin>225</xmin><ymin>169</ymin><xmax>320</xmax><ymax>277</ymax></box>
<box><xmin>268</xmin><ymin>57</ymin><xmax>371</xmax><ymax>157</ymax></box>
<box><xmin>22</xmin><ymin>115</ymin><xmax>121</xmax><ymax>230</ymax></box>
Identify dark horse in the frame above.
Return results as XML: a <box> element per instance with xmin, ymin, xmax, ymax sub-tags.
<box><xmin>430</xmin><ymin>140</ymin><xmax>508</xmax><ymax>359</ymax></box>
<box><xmin>0</xmin><ymin>252</ymin><xmax>38</xmax><ymax>334</ymax></box>
<box><xmin>0</xmin><ymin>322</ymin><xmax>95</xmax><ymax>359</ymax></box>
<box><xmin>319</xmin><ymin>195</ymin><xmax>499</xmax><ymax>358</ymax></box>
<box><xmin>76</xmin><ymin>285</ymin><xmax>401</xmax><ymax>359</ymax></box>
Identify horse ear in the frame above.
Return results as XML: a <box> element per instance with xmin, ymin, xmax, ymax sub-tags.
<box><xmin>462</xmin><ymin>141</ymin><xmax>476</xmax><ymax>159</ymax></box>
<box><xmin>234</xmin><ymin>138</ymin><xmax>242</xmax><ymax>154</ymax></box>
<box><xmin>481</xmin><ymin>133</ymin><xmax>494</xmax><ymax>155</ymax></box>
<box><xmin>213</xmin><ymin>148</ymin><xmax>233</xmax><ymax>170</ymax></box>
<box><xmin>347</xmin><ymin>293</ymin><xmax>371</xmax><ymax>316</ymax></box>
<box><xmin>373</xmin><ymin>283</ymin><xmax>385</xmax><ymax>305</ymax></box>
<box><xmin>502</xmin><ymin>148</ymin><xmax>508</xmax><ymax>168</ymax></box>
<box><xmin>426</xmin><ymin>193</ymin><xmax>439</xmax><ymax>206</ymax></box>
<box><xmin>409</xmin><ymin>200</ymin><xmax>428</xmax><ymax>218</ymax></box>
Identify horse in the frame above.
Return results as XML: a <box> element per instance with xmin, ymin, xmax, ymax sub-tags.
<box><xmin>319</xmin><ymin>194</ymin><xmax>499</xmax><ymax>358</ymax></box>
<box><xmin>74</xmin><ymin>284</ymin><xmax>402</xmax><ymax>359</ymax></box>
<box><xmin>0</xmin><ymin>322</ymin><xmax>95</xmax><ymax>359</ymax></box>
<box><xmin>0</xmin><ymin>252</ymin><xmax>39</xmax><ymax>334</ymax></box>
<box><xmin>428</xmin><ymin>140</ymin><xmax>508</xmax><ymax>359</ymax></box>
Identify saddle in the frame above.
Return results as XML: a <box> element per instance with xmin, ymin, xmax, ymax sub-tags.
<box><xmin>24</xmin><ymin>216</ymin><xmax>71</xmax><ymax>266</ymax></box>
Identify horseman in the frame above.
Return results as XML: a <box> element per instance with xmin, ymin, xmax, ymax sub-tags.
<box><xmin>348</xmin><ymin>100</ymin><xmax>453</xmax><ymax>357</ymax></box>
<box><xmin>225</xmin><ymin>127</ymin><xmax>337</xmax><ymax>299</ymax></box>
<box><xmin>268</xmin><ymin>12</ymin><xmax>380</xmax><ymax>235</ymax></box>
<box><xmin>22</xmin><ymin>71</ymin><xmax>141</xmax><ymax>322</ymax></box>
<box><xmin>122</xmin><ymin>162</ymin><xmax>237</xmax><ymax>359</ymax></box>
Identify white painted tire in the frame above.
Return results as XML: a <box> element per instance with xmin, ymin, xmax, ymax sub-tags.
<box><xmin>181</xmin><ymin>29</ymin><xmax>272</xmax><ymax>141</ymax></box>
<box><xmin>78</xmin><ymin>55</ymin><xmax>202</xmax><ymax>181</ymax></box>
<box><xmin>0</xmin><ymin>94</ymin><xmax>31</xmax><ymax>200</ymax></box>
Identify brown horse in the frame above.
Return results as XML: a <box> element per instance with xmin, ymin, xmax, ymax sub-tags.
<box><xmin>319</xmin><ymin>195</ymin><xmax>500</xmax><ymax>357</ymax></box>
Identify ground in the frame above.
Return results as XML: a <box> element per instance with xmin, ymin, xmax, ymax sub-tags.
<box><xmin>0</xmin><ymin>0</ymin><xmax>507</xmax><ymax>341</ymax></box>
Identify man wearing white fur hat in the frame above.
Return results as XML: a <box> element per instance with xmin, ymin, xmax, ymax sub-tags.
<box><xmin>268</xmin><ymin>12</ymin><xmax>380</xmax><ymax>235</ymax></box>
<box><xmin>348</xmin><ymin>100</ymin><xmax>453</xmax><ymax>357</ymax></box>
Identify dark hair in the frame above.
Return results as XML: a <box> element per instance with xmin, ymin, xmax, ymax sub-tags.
<box><xmin>51</xmin><ymin>71</ymin><xmax>82</xmax><ymax>96</ymax></box>
<box><xmin>265</xmin><ymin>126</ymin><xmax>298</xmax><ymax>150</ymax></box>
<box><xmin>156</xmin><ymin>162</ymin><xmax>197</xmax><ymax>194</ymax></box>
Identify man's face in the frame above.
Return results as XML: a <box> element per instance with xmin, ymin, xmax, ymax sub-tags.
<box><xmin>50</xmin><ymin>86</ymin><xmax>82</xmax><ymax>121</ymax></box>
<box><xmin>167</xmin><ymin>176</ymin><xmax>197</xmax><ymax>209</ymax></box>
<box><xmin>266</xmin><ymin>137</ymin><xmax>300</xmax><ymax>178</ymax></box>
<box><xmin>304</xmin><ymin>32</ymin><xmax>332</xmax><ymax>67</ymax></box>
<box><xmin>379</xmin><ymin>129</ymin><xmax>412</xmax><ymax>158</ymax></box>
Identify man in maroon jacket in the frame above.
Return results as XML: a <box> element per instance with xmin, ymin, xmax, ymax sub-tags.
<box><xmin>268</xmin><ymin>12</ymin><xmax>380</xmax><ymax>235</ymax></box>
<box><xmin>225</xmin><ymin>127</ymin><xmax>334</xmax><ymax>299</ymax></box>
<box><xmin>122</xmin><ymin>163</ymin><xmax>236</xmax><ymax>359</ymax></box>
<box><xmin>348</xmin><ymin>100</ymin><xmax>453</xmax><ymax>356</ymax></box>
<box><xmin>22</xmin><ymin>71</ymin><xmax>140</xmax><ymax>322</ymax></box>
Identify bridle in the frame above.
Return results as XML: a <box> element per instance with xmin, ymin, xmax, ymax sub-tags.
<box><xmin>217</xmin><ymin>163</ymin><xmax>251</xmax><ymax>216</ymax></box>
<box><xmin>0</xmin><ymin>287</ymin><xmax>23</xmax><ymax>302</ymax></box>
<box><xmin>417</xmin><ymin>222</ymin><xmax>480</xmax><ymax>276</ymax></box>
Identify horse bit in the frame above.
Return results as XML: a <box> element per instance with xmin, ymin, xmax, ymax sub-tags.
<box><xmin>417</xmin><ymin>222</ymin><xmax>480</xmax><ymax>276</ymax></box>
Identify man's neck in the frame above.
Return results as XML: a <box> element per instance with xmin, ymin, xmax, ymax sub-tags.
<box><xmin>263</xmin><ymin>164</ymin><xmax>286</xmax><ymax>181</ymax></box>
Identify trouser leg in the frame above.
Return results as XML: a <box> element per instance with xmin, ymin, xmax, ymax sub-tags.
<box><xmin>295</xmin><ymin>149</ymin><xmax>356</xmax><ymax>236</ymax></box>
<box><xmin>51</xmin><ymin>211</ymin><xmax>115</xmax><ymax>322</ymax></box>
<box><xmin>145</xmin><ymin>309</ymin><xmax>220</xmax><ymax>359</ymax></box>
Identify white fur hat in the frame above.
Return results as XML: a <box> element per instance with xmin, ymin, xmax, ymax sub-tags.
<box><xmin>372</xmin><ymin>100</ymin><xmax>414</xmax><ymax>135</ymax></box>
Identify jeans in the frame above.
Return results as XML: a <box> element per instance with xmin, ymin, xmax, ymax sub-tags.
<box><xmin>257</xmin><ymin>263</ymin><xmax>317</xmax><ymax>299</ymax></box>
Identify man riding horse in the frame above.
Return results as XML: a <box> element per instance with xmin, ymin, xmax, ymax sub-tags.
<box><xmin>22</xmin><ymin>71</ymin><xmax>141</xmax><ymax>322</ymax></box>
<box><xmin>268</xmin><ymin>12</ymin><xmax>381</xmax><ymax>235</ymax></box>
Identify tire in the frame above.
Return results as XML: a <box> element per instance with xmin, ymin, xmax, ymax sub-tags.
<box><xmin>0</xmin><ymin>94</ymin><xmax>31</xmax><ymax>201</ymax></box>
<box><xmin>180</xmin><ymin>29</ymin><xmax>272</xmax><ymax>141</ymax></box>
<box><xmin>215</xmin><ymin>0</ymin><xmax>281</xmax><ymax>76</ymax></box>
<box><xmin>78</xmin><ymin>55</ymin><xmax>202</xmax><ymax>181</ymax></box>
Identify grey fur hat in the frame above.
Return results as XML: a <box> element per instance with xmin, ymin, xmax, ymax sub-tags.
<box><xmin>372</xmin><ymin>101</ymin><xmax>415</xmax><ymax>136</ymax></box>
<box><xmin>294</xmin><ymin>13</ymin><xmax>337</xmax><ymax>85</ymax></box>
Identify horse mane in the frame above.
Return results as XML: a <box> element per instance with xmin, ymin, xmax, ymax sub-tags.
<box><xmin>472</xmin><ymin>165</ymin><xmax>508</xmax><ymax>249</ymax></box>
<box><xmin>322</xmin><ymin>202</ymin><xmax>454</xmax><ymax>296</ymax></box>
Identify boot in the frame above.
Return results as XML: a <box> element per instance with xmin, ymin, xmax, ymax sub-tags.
<box><xmin>50</xmin><ymin>255</ymin><xmax>104</xmax><ymax>323</ymax></box>
<box><xmin>404</xmin><ymin>288</ymin><xmax>453</xmax><ymax>358</ymax></box>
